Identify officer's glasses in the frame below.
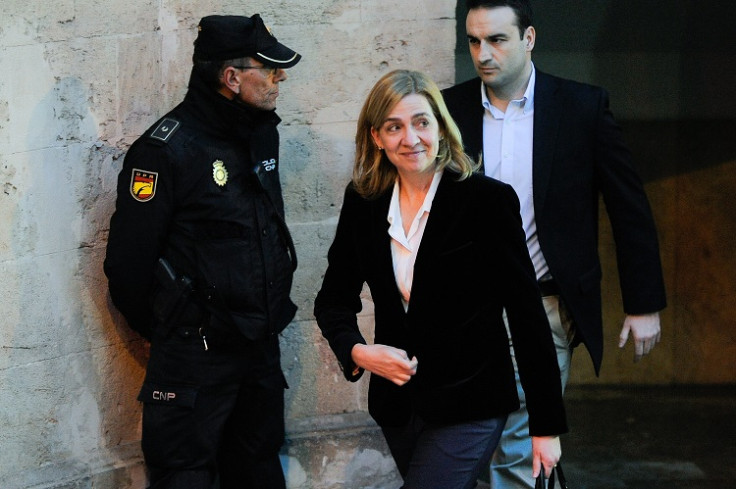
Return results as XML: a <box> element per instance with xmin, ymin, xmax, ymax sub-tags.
<box><xmin>232</xmin><ymin>65</ymin><xmax>279</xmax><ymax>77</ymax></box>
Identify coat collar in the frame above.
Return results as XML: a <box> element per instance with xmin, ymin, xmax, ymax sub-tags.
<box><xmin>182</xmin><ymin>69</ymin><xmax>281</xmax><ymax>140</ymax></box>
<box><xmin>368</xmin><ymin>170</ymin><xmax>468</xmax><ymax>315</ymax></box>
<box><xmin>459</xmin><ymin>71</ymin><xmax>562</xmax><ymax>216</ymax></box>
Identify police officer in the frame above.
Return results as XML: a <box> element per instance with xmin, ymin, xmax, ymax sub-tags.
<box><xmin>104</xmin><ymin>14</ymin><xmax>301</xmax><ymax>489</ymax></box>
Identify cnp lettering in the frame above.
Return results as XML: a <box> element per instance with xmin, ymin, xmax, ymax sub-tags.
<box><xmin>153</xmin><ymin>391</ymin><xmax>176</xmax><ymax>401</ymax></box>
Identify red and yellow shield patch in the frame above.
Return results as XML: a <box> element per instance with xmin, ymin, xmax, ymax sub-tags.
<box><xmin>130</xmin><ymin>169</ymin><xmax>158</xmax><ymax>202</ymax></box>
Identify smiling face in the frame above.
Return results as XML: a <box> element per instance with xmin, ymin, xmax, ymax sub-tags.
<box><xmin>370</xmin><ymin>93</ymin><xmax>441</xmax><ymax>179</ymax></box>
<box><xmin>466</xmin><ymin>6</ymin><xmax>535</xmax><ymax>100</ymax></box>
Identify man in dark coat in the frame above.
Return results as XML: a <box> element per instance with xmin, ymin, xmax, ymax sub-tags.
<box><xmin>442</xmin><ymin>1</ymin><xmax>666</xmax><ymax>487</ymax></box>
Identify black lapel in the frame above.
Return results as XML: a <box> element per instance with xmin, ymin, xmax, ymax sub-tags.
<box><xmin>532</xmin><ymin>71</ymin><xmax>562</xmax><ymax>216</ymax></box>
<box><xmin>412</xmin><ymin>172</ymin><xmax>465</xmax><ymax>281</ymax></box>
<box><xmin>370</xmin><ymin>190</ymin><xmax>395</xmax><ymax>282</ymax></box>
<box><xmin>368</xmin><ymin>189</ymin><xmax>411</xmax><ymax>315</ymax></box>
<box><xmin>455</xmin><ymin>79</ymin><xmax>485</xmax><ymax>169</ymax></box>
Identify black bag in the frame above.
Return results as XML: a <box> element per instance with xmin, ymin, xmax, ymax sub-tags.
<box><xmin>535</xmin><ymin>462</ymin><xmax>568</xmax><ymax>489</ymax></box>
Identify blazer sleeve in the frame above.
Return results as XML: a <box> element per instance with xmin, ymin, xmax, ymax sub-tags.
<box><xmin>313</xmin><ymin>185</ymin><xmax>369</xmax><ymax>381</ymax></box>
<box><xmin>495</xmin><ymin>184</ymin><xmax>568</xmax><ymax>436</ymax></box>
<box><xmin>594</xmin><ymin>88</ymin><xmax>667</xmax><ymax>314</ymax></box>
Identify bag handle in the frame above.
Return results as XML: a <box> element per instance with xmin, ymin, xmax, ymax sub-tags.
<box><xmin>535</xmin><ymin>462</ymin><xmax>568</xmax><ymax>489</ymax></box>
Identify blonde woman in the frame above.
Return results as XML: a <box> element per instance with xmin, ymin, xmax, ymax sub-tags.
<box><xmin>314</xmin><ymin>70</ymin><xmax>567</xmax><ymax>489</ymax></box>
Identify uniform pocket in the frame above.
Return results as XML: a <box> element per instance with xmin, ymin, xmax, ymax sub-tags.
<box><xmin>194</xmin><ymin>238</ymin><xmax>262</xmax><ymax>310</ymax></box>
<box><xmin>137</xmin><ymin>382</ymin><xmax>205</xmax><ymax>468</ymax></box>
<box><xmin>137</xmin><ymin>382</ymin><xmax>198</xmax><ymax>407</ymax></box>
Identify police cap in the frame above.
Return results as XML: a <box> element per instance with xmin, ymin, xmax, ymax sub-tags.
<box><xmin>194</xmin><ymin>14</ymin><xmax>301</xmax><ymax>68</ymax></box>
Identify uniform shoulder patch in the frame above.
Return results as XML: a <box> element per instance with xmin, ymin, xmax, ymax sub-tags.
<box><xmin>149</xmin><ymin>118</ymin><xmax>180</xmax><ymax>143</ymax></box>
<box><xmin>130</xmin><ymin>168</ymin><xmax>158</xmax><ymax>202</ymax></box>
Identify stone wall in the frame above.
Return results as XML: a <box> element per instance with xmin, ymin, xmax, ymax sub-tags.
<box><xmin>0</xmin><ymin>1</ymin><xmax>455</xmax><ymax>487</ymax></box>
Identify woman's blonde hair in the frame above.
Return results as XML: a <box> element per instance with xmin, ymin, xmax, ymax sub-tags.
<box><xmin>352</xmin><ymin>70</ymin><xmax>477</xmax><ymax>198</ymax></box>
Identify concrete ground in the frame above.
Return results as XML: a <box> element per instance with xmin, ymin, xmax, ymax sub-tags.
<box><xmin>477</xmin><ymin>385</ymin><xmax>736</xmax><ymax>489</ymax></box>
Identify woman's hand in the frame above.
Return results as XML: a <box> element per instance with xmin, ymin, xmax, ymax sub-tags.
<box><xmin>351</xmin><ymin>344</ymin><xmax>418</xmax><ymax>386</ymax></box>
<box><xmin>531</xmin><ymin>435</ymin><xmax>561</xmax><ymax>479</ymax></box>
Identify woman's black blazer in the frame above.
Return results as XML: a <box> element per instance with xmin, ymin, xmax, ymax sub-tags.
<box><xmin>314</xmin><ymin>171</ymin><xmax>567</xmax><ymax>436</ymax></box>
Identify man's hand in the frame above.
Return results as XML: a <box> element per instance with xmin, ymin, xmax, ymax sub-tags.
<box><xmin>351</xmin><ymin>344</ymin><xmax>418</xmax><ymax>386</ymax></box>
<box><xmin>532</xmin><ymin>436</ymin><xmax>561</xmax><ymax>479</ymax></box>
<box><xmin>619</xmin><ymin>312</ymin><xmax>661</xmax><ymax>362</ymax></box>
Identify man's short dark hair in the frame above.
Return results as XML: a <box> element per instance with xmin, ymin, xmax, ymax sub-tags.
<box><xmin>191</xmin><ymin>55</ymin><xmax>249</xmax><ymax>91</ymax></box>
<box><xmin>466</xmin><ymin>0</ymin><xmax>533</xmax><ymax>39</ymax></box>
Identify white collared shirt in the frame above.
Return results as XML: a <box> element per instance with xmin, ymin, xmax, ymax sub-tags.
<box><xmin>387</xmin><ymin>171</ymin><xmax>443</xmax><ymax>311</ymax></box>
<box><xmin>481</xmin><ymin>64</ymin><xmax>549</xmax><ymax>279</ymax></box>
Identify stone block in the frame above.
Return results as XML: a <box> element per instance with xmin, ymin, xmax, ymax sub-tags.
<box><xmin>284</xmin><ymin>412</ymin><xmax>401</xmax><ymax>489</ymax></box>
<box><xmin>0</xmin><ymin>44</ymin><xmax>67</xmax><ymax>155</ymax></box>
<box><xmin>117</xmin><ymin>32</ymin><xmax>170</xmax><ymax>137</ymax></box>
<box><xmin>0</xmin><ymin>0</ymin><xmax>76</xmax><ymax>44</ymax></box>
<box><xmin>363</xmin><ymin>0</ymin><xmax>455</xmax><ymax>21</ymax></box>
<box><xmin>0</xmin><ymin>146</ymin><xmax>90</xmax><ymax>261</ymax></box>
<box><xmin>72</xmin><ymin>0</ymin><xmax>157</xmax><ymax>38</ymax></box>
<box><xmin>279</xmin><ymin>121</ymin><xmax>356</xmax><ymax>222</ymax></box>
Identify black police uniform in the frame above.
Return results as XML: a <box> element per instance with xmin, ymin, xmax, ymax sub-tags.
<box><xmin>104</xmin><ymin>67</ymin><xmax>297</xmax><ymax>488</ymax></box>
